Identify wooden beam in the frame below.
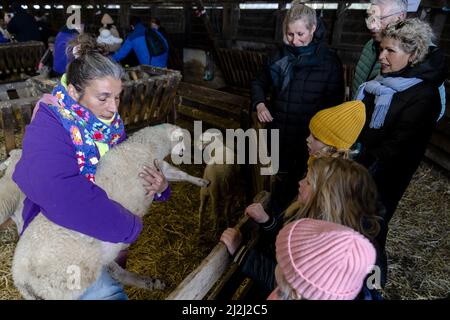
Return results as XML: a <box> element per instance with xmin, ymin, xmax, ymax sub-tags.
<box><xmin>177</xmin><ymin>82</ymin><xmax>249</xmax><ymax>112</ymax></box>
<box><xmin>222</xmin><ymin>3</ymin><xmax>239</xmax><ymax>48</ymax></box>
<box><xmin>166</xmin><ymin>242</ymin><xmax>231</xmax><ymax>300</ymax></box>
<box><xmin>119</xmin><ymin>3</ymin><xmax>130</xmax><ymax>36</ymax></box>
<box><xmin>183</xmin><ymin>1</ymin><xmax>192</xmax><ymax>47</ymax></box>
<box><xmin>274</xmin><ymin>2</ymin><xmax>288</xmax><ymax>42</ymax></box>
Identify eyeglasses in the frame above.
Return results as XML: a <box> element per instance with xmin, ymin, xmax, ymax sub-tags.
<box><xmin>365</xmin><ymin>11</ymin><xmax>404</xmax><ymax>29</ymax></box>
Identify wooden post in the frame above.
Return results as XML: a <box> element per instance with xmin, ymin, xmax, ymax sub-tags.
<box><xmin>222</xmin><ymin>3</ymin><xmax>239</xmax><ymax>48</ymax></box>
<box><xmin>331</xmin><ymin>2</ymin><xmax>349</xmax><ymax>47</ymax></box>
<box><xmin>275</xmin><ymin>2</ymin><xmax>288</xmax><ymax>42</ymax></box>
<box><xmin>184</xmin><ymin>1</ymin><xmax>192</xmax><ymax>47</ymax></box>
<box><xmin>119</xmin><ymin>3</ymin><xmax>130</xmax><ymax>37</ymax></box>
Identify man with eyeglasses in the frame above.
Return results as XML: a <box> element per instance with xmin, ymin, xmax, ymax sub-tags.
<box><xmin>353</xmin><ymin>0</ymin><xmax>447</xmax><ymax>119</ymax></box>
<box><xmin>351</xmin><ymin>0</ymin><xmax>407</xmax><ymax>97</ymax></box>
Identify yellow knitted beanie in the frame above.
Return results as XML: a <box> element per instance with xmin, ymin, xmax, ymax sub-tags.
<box><xmin>309</xmin><ymin>101</ymin><xmax>366</xmax><ymax>150</ymax></box>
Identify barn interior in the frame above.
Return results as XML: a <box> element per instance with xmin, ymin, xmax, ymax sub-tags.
<box><xmin>0</xmin><ymin>0</ymin><xmax>449</xmax><ymax>300</ymax></box>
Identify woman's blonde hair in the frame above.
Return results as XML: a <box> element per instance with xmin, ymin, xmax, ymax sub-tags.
<box><xmin>273</xmin><ymin>265</ymin><xmax>302</xmax><ymax>300</ymax></box>
<box><xmin>312</xmin><ymin>145</ymin><xmax>350</xmax><ymax>160</ymax></box>
<box><xmin>282</xmin><ymin>1</ymin><xmax>317</xmax><ymax>43</ymax></box>
<box><xmin>285</xmin><ymin>157</ymin><xmax>380</xmax><ymax>239</ymax></box>
<box><xmin>382</xmin><ymin>18</ymin><xmax>434</xmax><ymax>65</ymax></box>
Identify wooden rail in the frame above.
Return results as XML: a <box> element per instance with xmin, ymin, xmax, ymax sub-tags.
<box><xmin>216</xmin><ymin>48</ymin><xmax>267</xmax><ymax>89</ymax></box>
<box><xmin>167</xmin><ymin>191</ymin><xmax>270</xmax><ymax>300</ymax></box>
<box><xmin>0</xmin><ymin>41</ymin><xmax>45</xmax><ymax>82</ymax></box>
<box><xmin>175</xmin><ymin>81</ymin><xmax>251</xmax><ymax>131</ymax></box>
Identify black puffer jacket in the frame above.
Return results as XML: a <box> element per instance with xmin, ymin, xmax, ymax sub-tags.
<box><xmin>251</xmin><ymin>41</ymin><xmax>344</xmax><ymax>171</ymax></box>
<box><xmin>357</xmin><ymin>47</ymin><xmax>448</xmax><ymax>224</ymax></box>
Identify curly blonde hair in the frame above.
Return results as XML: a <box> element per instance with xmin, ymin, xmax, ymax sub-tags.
<box><xmin>382</xmin><ymin>18</ymin><xmax>434</xmax><ymax>65</ymax></box>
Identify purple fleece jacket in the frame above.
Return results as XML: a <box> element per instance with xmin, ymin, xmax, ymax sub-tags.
<box><xmin>12</xmin><ymin>102</ymin><xmax>142</xmax><ymax>244</ymax></box>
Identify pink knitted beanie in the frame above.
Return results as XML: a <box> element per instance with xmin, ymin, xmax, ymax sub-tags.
<box><xmin>276</xmin><ymin>218</ymin><xmax>376</xmax><ymax>300</ymax></box>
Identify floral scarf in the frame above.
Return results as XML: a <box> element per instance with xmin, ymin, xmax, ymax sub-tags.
<box><xmin>47</xmin><ymin>82</ymin><xmax>125</xmax><ymax>182</ymax></box>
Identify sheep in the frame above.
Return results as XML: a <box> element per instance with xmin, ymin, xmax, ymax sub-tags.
<box><xmin>197</xmin><ymin>131</ymin><xmax>240</xmax><ymax>235</ymax></box>
<box><xmin>0</xmin><ymin>149</ymin><xmax>24</xmax><ymax>232</ymax></box>
<box><xmin>5</xmin><ymin>123</ymin><xmax>209</xmax><ymax>300</ymax></box>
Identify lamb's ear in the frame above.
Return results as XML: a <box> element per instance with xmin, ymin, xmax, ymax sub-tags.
<box><xmin>169</xmin><ymin>127</ymin><xmax>185</xmax><ymax>144</ymax></box>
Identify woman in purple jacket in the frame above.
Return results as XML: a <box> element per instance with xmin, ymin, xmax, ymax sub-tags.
<box><xmin>12</xmin><ymin>34</ymin><xmax>170</xmax><ymax>299</ymax></box>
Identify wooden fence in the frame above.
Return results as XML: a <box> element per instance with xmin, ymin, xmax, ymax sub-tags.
<box><xmin>216</xmin><ymin>48</ymin><xmax>267</xmax><ymax>92</ymax></box>
<box><xmin>0</xmin><ymin>41</ymin><xmax>45</xmax><ymax>83</ymax></box>
<box><xmin>175</xmin><ymin>81</ymin><xmax>250</xmax><ymax>131</ymax></box>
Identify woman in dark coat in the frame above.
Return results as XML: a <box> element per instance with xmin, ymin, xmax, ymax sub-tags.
<box><xmin>251</xmin><ymin>2</ymin><xmax>344</xmax><ymax>211</ymax></box>
<box><xmin>355</xmin><ymin>18</ymin><xmax>448</xmax><ymax>268</ymax></box>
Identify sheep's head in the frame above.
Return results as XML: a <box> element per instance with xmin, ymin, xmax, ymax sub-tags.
<box><xmin>196</xmin><ymin>131</ymin><xmax>222</xmax><ymax>150</ymax></box>
<box><xmin>169</xmin><ymin>126</ymin><xmax>188</xmax><ymax>158</ymax></box>
<box><xmin>0</xmin><ymin>149</ymin><xmax>22</xmax><ymax>176</ymax></box>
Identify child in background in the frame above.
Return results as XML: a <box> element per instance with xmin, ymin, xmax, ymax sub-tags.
<box><xmin>37</xmin><ymin>36</ymin><xmax>55</xmax><ymax>76</ymax></box>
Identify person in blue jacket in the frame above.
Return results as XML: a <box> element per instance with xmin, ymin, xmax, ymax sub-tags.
<box><xmin>112</xmin><ymin>16</ymin><xmax>168</xmax><ymax>68</ymax></box>
<box><xmin>53</xmin><ymin>22</ymin><xmax>83</xmax><ymax>76</ymax></box>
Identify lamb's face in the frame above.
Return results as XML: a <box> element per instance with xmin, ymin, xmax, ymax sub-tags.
<box><xmin>196</xmin><ymin>131</ymin><xmax>221</xmax><ymax>150</ymax></box>
<box><xmin>0</xmin><ymin>149</ymin><xmax>22</xmax><ymax>176</ymax></box>
<box><xmin>170</xmin><ymin>127</ymin><xmax>187</xmax><ymax>157</ymax></box>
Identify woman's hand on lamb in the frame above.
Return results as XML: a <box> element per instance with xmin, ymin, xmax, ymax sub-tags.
<box><xmin>256</xmin><ymin>103</ymin><xmax>273</xmax><ymax>123</ymax></box>
<box><xmin>245</xmin><ymin>203</ymin><xmax>269</xmax><ymax>223</ymax></box>
<box><xmin>220</xmin><ymin>228</ymin><xmax>242</xmax><ymax>255</ymax></box>
<box><xmin>139</xmin><ymin>160</ymin><xmax>169</xmax><ymax>197</ymax></box>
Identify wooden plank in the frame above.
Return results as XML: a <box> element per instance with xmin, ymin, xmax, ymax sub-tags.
<box><xmin>177</xmin><ymin>103</ymin><xmax>240</xmax><ymax>129</ymax></box>
<box><xmin>177</xmin><ymin>82</ymin><xmax>249</xmax><ymax>113</ymax></box>
<box><xmin>430</xmin><ymin>131</ymin><xmax>450</xmax><ymax>155</ymax></box>
<box><xmin>166</xmin><ymin>242</ymin><xmax>230</xmax><ymax>300</ymax></box>
<box><xmin>181</xmin><ymin>98</ymin><xmax>241</xmax><ymax>122</ymax></box>
<box><xmin>128</xmin><ymin>82</ymin><xmax>144</xmax><ymax>125</ymax></box>
<box><xmin>148</xmin><ymin>79</ymin><xmax>165</xmax><ymax>120</ymax></box>
<box><xmin>1</xmin><ymin>104</ymin><xmax>17</xmax><ymax>154</ymax></box>
<box><xmin>157</xmin><ymin>78</ymin><xmax>174</xmax><ymax>122</ymax></box>
<box><xmin>139</xmin><ymin>80</ymin><xmax>154</xmax><ymax>123</ymax></box>
<box><xmin>119</xmin><ymin>84</ymin><xmax>132</xmax><ymax>126</ymax></box>
<box><xmin>19</xmin><ymin>103</ymin><xmax>33</xmax><ymax>134</ymax></box>
<box><xmin>223</xmin><ymin>50</ymin><xmax>239</xmax><ymax>86</ymax></box>
<box><xmin>425</xmin><ymin>144</ymin><xmax>450</xmax><ymax>172</ymax></box>
<box><xmin>159</xmin><ymin>76</ymin><xmax>181</xmax><ymax>123</ymax></box>
<box><xmin>168</xmin><ymin>191</ymin><xmax>270</xmax><ymax>300</ymax></box>
<box><xmin>232</xmin><ymin>51</ymin><xmax>245</xmax><ymax>87</ymax></box>
<box><xmin>221</xmin><ymin>50</ymin><xmax>236</xmax><ymax>85</ymax></box>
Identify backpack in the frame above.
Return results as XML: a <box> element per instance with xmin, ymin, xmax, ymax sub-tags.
<box><xmin>145</xmin><ymin>28</ymin><xmax>167</xmax><ymax>57</ymax></box>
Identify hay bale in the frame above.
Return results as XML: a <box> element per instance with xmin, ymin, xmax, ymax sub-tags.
<box><xmin>382</xmin><ymin>162</ymin><xmax>450</xmax><ymax>299</ymax></box>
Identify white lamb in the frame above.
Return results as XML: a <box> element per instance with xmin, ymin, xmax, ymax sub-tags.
<box><xmin>197</xmin><ymin>132</ymin><xmax>240</xmax><ymax>234</ymax></box>
<box><xmin>2</xmin><ymin>123</ymin><xmax>208</xmax><ymax>300</ymax></box>
<box><xmin>0</xmin><ymin>149</ymin><xmax>24</xmax><ymax>232</ymax></box>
